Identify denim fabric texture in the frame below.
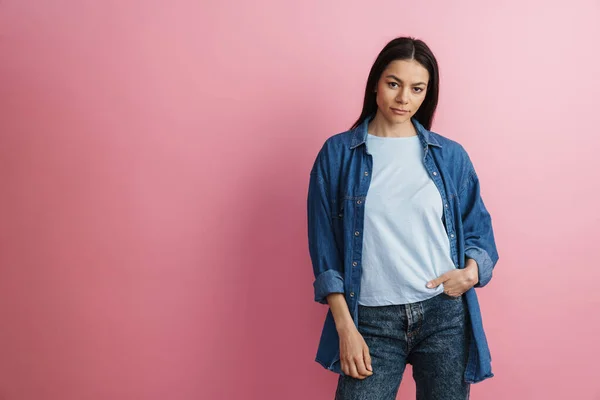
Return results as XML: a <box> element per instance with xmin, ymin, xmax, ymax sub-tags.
<box><xmin>335</xmin><ymin>293</ymin><xmax>470</xmax><ymax>400</ymax></box>
<box><xmin>307</xmin><ymin>115</ymin><xmax>499</xmax><ymax>383</ymax></box>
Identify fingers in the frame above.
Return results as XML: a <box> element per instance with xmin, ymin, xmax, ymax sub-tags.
<box><xmin>341</xmin><ymin>355</ymin><xmax>373</xmax><ymax>379</ymax></box>
<box><xmin>426</xmin><ymin>273</ymin><xmax>449</xmax><ymax>289</ymax></box>
<box><xmin>341</xmin><ymin>358</ymin><xmax>361</xmax><ymax>379</ymax></box>
<box><xmin>339</xmin><ymin>332</ymin><xmax>374</xmax><ymax>380</ymax></box>
<box><xmin>445</xmin><ymin>284</ymin><xmax>470</xmax><ymax>297</ymax></box>
<box><xmin>432</xmin><ymin>269</ymin><xmax>476</xmax><ymax>295</ymax></box>
<box><xmin>341</xmin><ymin>360</ymin><xmax>349</xmax><ymax>376</ymax></box>
<box><xmin>348</xmin><ymin>361</ymin><xmax>360</xmax><ymax>379</ymax></box>
<box><xmin>442</xmin><ymin>283</ymin><xmax>462</xmax><ymax>297</ymax></box>
<box><xmin>364</xmin><ymin>346</ymin><xmax>373</xmax><ymax>372</ymax></box>
<box><xmin>354</xmin><ymin>354</ymin><xmax>372</xmax><ymax>378</ymax></box>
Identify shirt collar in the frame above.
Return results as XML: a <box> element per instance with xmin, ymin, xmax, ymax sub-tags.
<box><xmin>349</xmin><ymin>114</ymin><xmax>442</xmax><ymax>149</ymax></box>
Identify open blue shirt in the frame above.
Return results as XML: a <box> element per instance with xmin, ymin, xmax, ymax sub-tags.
<box><xmin>307</xmin><ymin>115</ymin><xmax>499</xmax><ymax>383</ymax></box>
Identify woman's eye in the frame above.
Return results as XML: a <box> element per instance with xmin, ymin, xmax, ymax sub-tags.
<box><xmin>388</xmin><ymin>82</ymin><xmax>398</xmax><ymax>89</ymax></box>
<box><xmin>413</xmin><ymin>87</ymin><xmax>424</xmax><ymax>93</ymax></box>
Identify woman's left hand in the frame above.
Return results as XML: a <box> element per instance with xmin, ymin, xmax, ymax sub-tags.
<box><xmin>426</xmin><ymin>259</ymin><xmax>479</xmax><ymax>297</ymax></box>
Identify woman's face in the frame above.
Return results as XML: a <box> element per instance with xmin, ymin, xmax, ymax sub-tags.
<box><xmin>375</xmin><ymin>59</ymin><xmax>429</xmax><ymax>124</ymax></box>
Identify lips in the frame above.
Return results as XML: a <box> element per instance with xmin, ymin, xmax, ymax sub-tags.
<box><xmin>391</xmin><ymin>108</ymin><xmax>409</xmax><ymax>114</ymax></box>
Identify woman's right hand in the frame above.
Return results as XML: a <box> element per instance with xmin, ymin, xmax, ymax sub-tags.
<box><xmin>325</xmin><ymin>293</ymin><xmax>373</xmax><ymax>379</ymax></box>
<box><xmin>338</xmin><ymin>325</ymin><xmax>373</xmax><ymax>379</ymax></box>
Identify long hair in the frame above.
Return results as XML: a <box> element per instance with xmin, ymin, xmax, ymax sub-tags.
<box><xmin>351</xmin><ymin>37</ymin><xmax>440</xmax><ymax>131</ymax></box>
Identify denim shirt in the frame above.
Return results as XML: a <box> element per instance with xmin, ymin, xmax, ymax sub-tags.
<box><xmin>307</xmin><ymin>115</ymin><xmax>499</xmax><ymax>384</ymax></box>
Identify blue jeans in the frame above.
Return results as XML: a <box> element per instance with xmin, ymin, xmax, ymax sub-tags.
<box><xmin>335</xmin><ymin>293</ymin><xmax>471</xmax><ymax>400</ymax></box>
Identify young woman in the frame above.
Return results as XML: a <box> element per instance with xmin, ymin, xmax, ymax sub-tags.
<box><xmin>307</xmin><ymin>37</ymin><xmax>499</xmax><ymax>400</ymax></box>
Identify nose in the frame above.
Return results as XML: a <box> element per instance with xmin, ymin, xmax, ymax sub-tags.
<box><xmin>395</xmin><ymin>88</ymin><xmax>410</xmax><ymax>104</ymax></box>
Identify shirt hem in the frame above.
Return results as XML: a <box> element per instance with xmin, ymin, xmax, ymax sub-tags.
<box><xmin>358</xmin><ymin>289</ymin><xmax>444</xmax><ymax>306</ymax></box>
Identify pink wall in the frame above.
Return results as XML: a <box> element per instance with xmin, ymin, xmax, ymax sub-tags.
<box><xmin>1</xmin><ymin>1</ymin><xmax>599</xmax><ymax>399</ymax></box>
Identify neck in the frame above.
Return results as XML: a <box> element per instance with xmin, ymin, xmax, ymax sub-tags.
<box><xmin>367</xmin><ymin>111</ymin><xmax>417</xmax><ymax>138</ymax></box>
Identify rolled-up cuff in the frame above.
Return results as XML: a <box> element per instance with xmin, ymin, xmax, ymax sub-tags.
<box><xmin>466</xmin><ymin>247</ymin><xmax>494</xmax><ymax>287</ymax></box>
<box><xmin>313</xmin><ymin>269</ymin><xmax>345</xmax><ymax>304</ymax></box>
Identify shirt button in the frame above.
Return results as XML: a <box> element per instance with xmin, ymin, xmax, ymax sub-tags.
<box><xmin>433</xmin><ymin>171</ymin><xmax>438</xmax><ymax>176</ymax></box>
<box><xmin>364</xmin><ymin>171</ymin><xmax>369</xmax><ymax>176</ymax></box>
<box><xmin>352</xmin><ymin>261</ymin><xmax>358</xmax><ymax>267</ymax></box>
<box><xmin>450</xmin><ymin>233</ymin><xmax>455</xmax><ymax>238</ymax></box>
<box><xmin>338</xmin><ymin>213</ymin><xmax>343</xmax><ymax>218</ymax></box>
<box><xmin>354</xmin><ymin>231</ymin><xmax>360</xmax><ymax>236</ymax></box>
<box><xmin>350</xmin><ymin>292</ymin><xmax>355</xmax><ymax>297</ymax></box>
<box><xmin>357</xmin><ymin>200</ymin><xmax>362</xmax><ymax>205</ymax></box>
<box><xmin>445</xmin><ymin>203</ymin><xmax>449</xmax><ymax>208</ymax></box>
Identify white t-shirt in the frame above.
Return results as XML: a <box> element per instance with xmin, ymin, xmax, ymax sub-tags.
<box><xmin>358</xmin><ymin>133</ymin><xmax>456</xmax><ymax>306</ymax></box>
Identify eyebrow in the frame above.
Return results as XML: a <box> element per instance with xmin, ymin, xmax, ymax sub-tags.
<box><xmin>386</xmin><ymin>75</ymin><xmax>428</xmax><ymax>86</ymax></box>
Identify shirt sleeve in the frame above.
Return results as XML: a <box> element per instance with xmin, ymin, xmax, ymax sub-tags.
<box><xmin>459</xmin><ymin>168</ymin><xmax>499</xmax><ymax>288</ymax></box>
<box><xmin>307</xmin><ymin>150</ymin><xmax>345</xmax><ymax>304</ymax></box>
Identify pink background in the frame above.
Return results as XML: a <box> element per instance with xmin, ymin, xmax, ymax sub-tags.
<box><xmin>1</xmin><ymin>1</ymin><xmax>599</xmax><ymax>399</ymax></box>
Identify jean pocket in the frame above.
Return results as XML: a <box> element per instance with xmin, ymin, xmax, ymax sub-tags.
<box><xmin>440</xmin><ymin>292</ymin><xmax>463</xmax><ymax>301</ymax></box>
